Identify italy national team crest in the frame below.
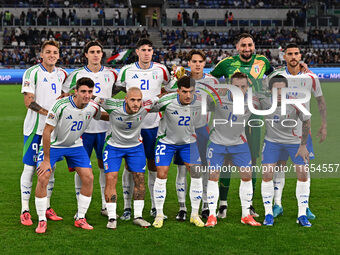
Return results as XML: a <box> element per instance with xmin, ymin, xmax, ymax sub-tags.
<box><xmin>156</xmin><ymin>156</ymin><xmax>160</xmax><ymax>164</ymax></box>
<box><xmin>254</xmin><ymin>65</ymin><xmax>260</xmax><ymax>74</ymax></box>
<box><xmin>48</xmin><ymin>113</ymin><xmax>55</xmax><ymax>120</ymax></box>
<box><xmin>104</xmin><ymin>74</ymin><xmax>110</xmax><ymax>83</ymax></box>
<box><xmin>85</xmin><ymin>113</ymin><xmax>91</xmax><ymax>120</ymax></box>
<box><xmin>152</xmin><ymin>71</ymin><xmax>158</xmax><ymax>80</ymax></box>
<box><xmin>104</xmin><ymin>162</ymin><xmax>109</xmax><ymax>171</ymax></box>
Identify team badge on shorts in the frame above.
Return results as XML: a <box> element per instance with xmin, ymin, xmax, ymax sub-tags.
<box><xmin>24</xmin><ymin>81</ymin><xmax>30</xmax><ymax>87</ymax></box>
<box><xmin>156</xmin><ymin>156</ymin><xmax>160</xmax><ymax>164</ymax></box>
<box><xmin>104</xmin><ymin>162</ymin><xmax>109</xmax><ymax>171</ymax></box>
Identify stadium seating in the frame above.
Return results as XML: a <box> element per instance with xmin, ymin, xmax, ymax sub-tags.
<box><xmin>1</xmin><ymin>1</ymin><xmax>339</xmax><ymax>68</ymax></box>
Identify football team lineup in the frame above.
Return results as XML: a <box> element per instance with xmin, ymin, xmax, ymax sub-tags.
<box><xmin>15</xmin><ymin>34</ymin><xmax>334</xmax><ymax>236</ymax></box>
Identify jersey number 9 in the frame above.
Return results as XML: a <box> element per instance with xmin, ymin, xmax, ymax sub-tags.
<box><xmin>51</xmin><ymin>83</ymin><xmax>57</xmax><ymax>94</ymax></box>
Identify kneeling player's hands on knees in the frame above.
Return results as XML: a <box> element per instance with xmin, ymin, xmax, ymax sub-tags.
<box><xmin>37</xmin><ymin>161</ymin><xmax>52</xmax><ymax>177</ymax></box>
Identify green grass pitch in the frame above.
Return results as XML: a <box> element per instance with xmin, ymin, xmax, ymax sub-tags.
<box><xmin>0</xmin><ymin>83</ymin><xmax>339</xmax><ymax>254</ymax></box>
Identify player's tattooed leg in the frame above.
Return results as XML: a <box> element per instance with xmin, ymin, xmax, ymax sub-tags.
<box><xmin>132</xmin><ymin>172</ymin><xmax>145</xmax><ymax>200</ymax></box>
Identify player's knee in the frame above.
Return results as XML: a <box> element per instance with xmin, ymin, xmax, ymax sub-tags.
<box><xmin>37</xmin><ymin>173</ymin><xmax>50</xmax><ymax>186</ymax></box>
<box><xmin>106</xmin><ymin>173</ymin><xmax>118</xmax><ymax>185</ymax></box>
<box><xmin>262</xmin><ymin>176</ymin><xmax>273</xmax><ymax>182</ymax></box>
<box><xmin>189</xmin><ymin>165</ymin><xmax>202</xmax><ymax>179</ymax></box>
<box><xmin>81</xmin><ymin>170</ymin><xmax>94</xmax><ymax>185</ymax></box>
<box><xmin>209</xmin><ymin>171</ymin><xmax>220</xmax><ymax>182</ymax></box>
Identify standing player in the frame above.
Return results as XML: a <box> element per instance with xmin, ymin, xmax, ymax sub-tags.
<box><xmin>260</xmin><ymin>75</ymin><xmax>312</xmax><ymax>227</ymax></box>
<box><xmin>34</xmin><ymin>78</ymin><xmax>102</xmax><ymax>234</ymax></box>
<box><xmin>267</xmin><ymin>43</ymin><xmax>327</xmax><ymax>219</ymax></box>
<box><xmin>210</xmin><ymin>33</ymin><xmax>274</xmax><ymax>218</ymax></box>
<box><xmin>62</xmin><ymin>41</ymin><xmax>118</xmax><ymax>216</ymax></box>
<box><xmin>95</xmin><ymin>87</ymin><xmax>159</xmax><ymax>229</ymax></box>
<box><xmin>20</xmin><ymin>40</ymin><xmax>66</xmax><ymax>225</ymax></box>
<box><xmin>169</xmin><ymin>50</ymin><xmax>219</xmax><ymax>220</ymax></box>
<box><xmin>152</xmin><ymin>76</ymin><xmax>204</xmax><ymax>228</ymax></box>
<box><xmin>205</xmin><ymin>72</ymin><xmax>261</xmax><ymax>227</ymax></box>
<box><xmin>115</xmin><ymin>38</ymin><xmax>171</xmax><ymax>220</ymax></box>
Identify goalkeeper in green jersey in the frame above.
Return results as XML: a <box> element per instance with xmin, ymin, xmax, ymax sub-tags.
<box><xmin>210</xmin><ymin>33</ymin><xmax>274</xmax><ymax>218</ymax></box>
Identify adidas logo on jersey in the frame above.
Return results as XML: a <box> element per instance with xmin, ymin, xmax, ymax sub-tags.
<box><xmin>66</xmin><ymin>115</ymin><xmax>73</xmax><ymax>119</ymax></box>
<box><xmin>132</xmin><ymin>74</ymin><xmax>139</xmax><ymax>79</ymax></box>
<box><xmin>116</xmin><ymin>117</ymin><xmax>123</xmax><ymax>121</ymax></box>
<box><xmin>43</xmin><ymin>78</ymin><xmax>48</xmax><ymax>82</ymax></box>
<box><xmin>171</xmin><ymin>111</ymin><xmax>179</xmax><ymax>115</ymax></box>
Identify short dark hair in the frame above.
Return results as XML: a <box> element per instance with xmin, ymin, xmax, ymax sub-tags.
<box><xmin>177</xmin><ymin>76</ymin><xmax>195</xmax><ymax>89</ymax></box>
<box><xmin>230</xmin><ymin>72</ymin><xmax>248</xmax><ymax>83</ymax></box>
<box><xmin>268</xmin><ymin>75</ymin><xmax>288</xmax><ymax>90</ymax></box>
<box><xmin>84</xmin><ymin>40</ymin><xmax>103</xmax><ymax>53</ymax></box>
<box><xmin>136</xmin><ymin>38</ymin><xmax>153</xmax><ymax>49</ymax></box>
<box><xmin>285</xmin><ymin>43</ymin><xmax>300</xmax><ymax>51</ymax></box>
<box><xmin>41</xmin><ymin>40</ymin><xmax>60</xmax><ymax>51</ymax></box>
<box><xmin>237</xmin><ymin>33</ymin><xmax>254</xmax><ymax>44</ymax></box>
<box><xmin>187</xmin><ymin>49</ymin><xmax>206</xmax><ymax>61</ymax></box>
<box><xmin>76</xmin><ymin>77</ymin><xmax>95</xmax><ymax>90</ymax></box>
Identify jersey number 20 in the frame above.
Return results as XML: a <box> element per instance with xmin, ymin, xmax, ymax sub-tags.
<box><xmin>71</xmin><ymin>121</ymin><xmax>83</xmax><ymax>131</ymax></box>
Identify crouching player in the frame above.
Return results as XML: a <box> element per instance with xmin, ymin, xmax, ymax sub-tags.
<box><xmin>152</xmin><ymin>76</ymin><xmax>204</xmax><ymax>228</ymax></box>
<box><xmin>205</xmin><ymin>72</ymin><xmax>261</xmax><ymax>227</ymax></box>
<box><xmin>34</xmin><ymin>78</ymin><xmax>102</xmax><ymax>233</ymax></box>
<box><xmin>94</xmin><ymin>87</ymin><xmax>159</xmax><ymax>229</ymax></box>
<box><xmin>260</xmin><ymin>75</ymin><xmax>312</xmax><ymax>227</ymax></box>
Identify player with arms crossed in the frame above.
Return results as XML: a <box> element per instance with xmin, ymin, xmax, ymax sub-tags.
<box><xmin>34</xmin><ymin>78</ymin><xmax>102</xmax><ymax>233</ymax></box>
<box><xmin>259</xmin><ymin>75</ymin><xmax>312</xmax><ymax>227</ymax></box>
<box><xmin>205</xmin><ymin>72</ymin><xmax>261</xmax><ymax>227</ymax></box>
<box><xmin>115</xmin><ymin>38</ymin><xmax>171</xmax><ymax>220</ymax></box>
<box><xmin>268</xmin><ymin>43</ymin><xmax>327</xmax><ymax>219</ymax></box>
<box><xmin>62</xmin><ymin>41</ymin><xmax>118</xmax><ymax>216</ymax></box>
<box><xmin>20</xmin><ymin>40</ymin><xmax>66</xmax><ymax>225</ymax></box>
<box><xmin>210</xmin><ymin>33</ymin><xmax>273</xmax><ymax>218</ymax></box>
<box><xmin>152</xmin><ymin>76</ymin><xmax>204</xmax><ymax>228</ymax></box>
<box><xmin>169</xmin><ymin>50</ymin><xmax>219</xmax><ymax>220</ymax></box>
<box><xmin>94</xmin><ymin>87</ymin><xmax>160</xmax><ymax>229</ymax></box>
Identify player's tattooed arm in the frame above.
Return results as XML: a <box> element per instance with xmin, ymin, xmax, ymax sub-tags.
<box><xmin>316</xmin><ymin>95</ymin><xmax>327</xmax><ymax>143</ymax></box>
<box><xmin>296</xmin><ymin>119</ymin><xmax>310</xmax><ymax>163</ymax></box>
<box><xmin>132</xmin><ymin>172</ymin><xmax>145</xmax><ymax>200</ymax></box>
<box><xmin>112</xmin><ymin>85</ymin><xmax>126</xmax><ymax>96</ymax></box>
<box><xmin>24</xmin><ymin>92</ymin><xmax>48</xmax><ymax>116</ymax></box>
<box><xmin>301</xmin><ymin>119</ymin><xmax>311</xmax><ymax>145</ymax></box>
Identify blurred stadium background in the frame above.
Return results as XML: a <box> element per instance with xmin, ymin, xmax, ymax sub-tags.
<box><xmin>0</xmin><ymin>0</ymin><xmax>339</xmax><ymax>72</ymax></box>
<box><xmin>0</xmin><ymin>1</ymin><xmax>340</xmax><ymax>254</ymax></box>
